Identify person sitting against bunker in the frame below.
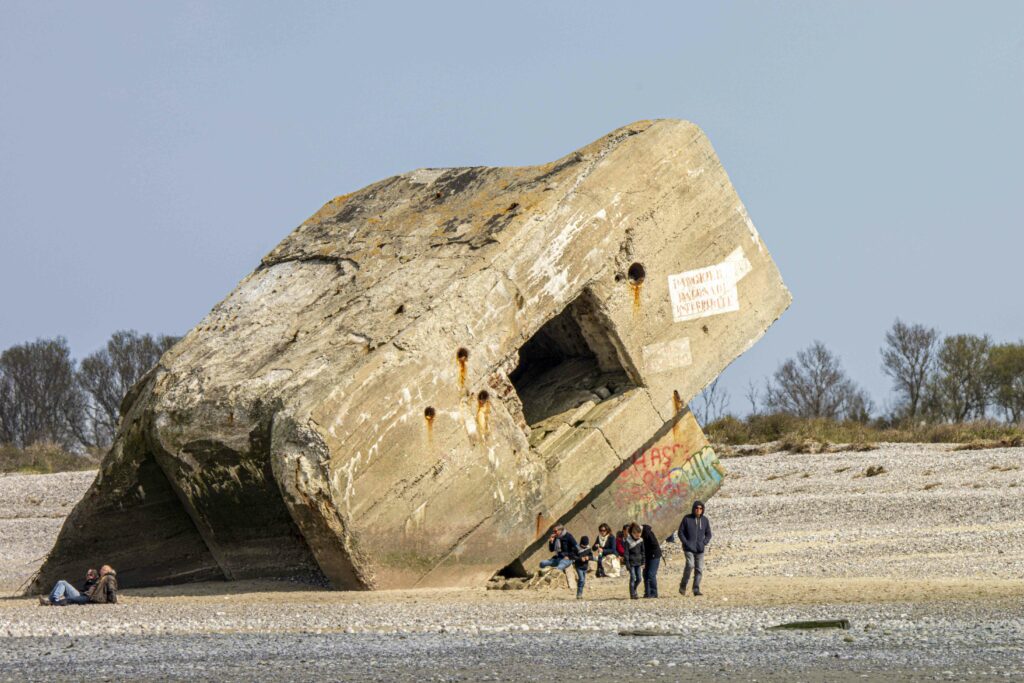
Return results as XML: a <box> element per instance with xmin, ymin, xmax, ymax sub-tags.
<box><xmin>43</xmin><ymin>567</ymin><xmax>96</xmax><ymax>605</ymax></box>
<box><xmin>591</xmin><ymin>523</ymin><xmax>617</xmax><ymax>578</ymax></box>
<box><xmin>573</xmin><ymin>536</ymin><xmax>594</xmax><ymax>599</ymax></box>
<box><xmin>540</xmin><ymin>524</ymin><xmax>579</xmax><ymax>573</ymax></box>
<box><xmin>40</xmin><ymin>565</ymin><xmax>118</xmax><ymax>606</ymax></box>
<box><xmin>624</xmin><ymin>523</ymin><xmax>645</xmax><ymax>600</ymax></box>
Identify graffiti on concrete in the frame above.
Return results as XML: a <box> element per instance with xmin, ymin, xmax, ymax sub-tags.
<box><xmin>614</xmin><ymin>443</ymin><xmax>724</xmax><ymax>521</ymax></box>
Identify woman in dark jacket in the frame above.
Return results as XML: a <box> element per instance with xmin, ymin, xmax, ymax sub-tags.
<box><xmin>640</xmin><ymin>524</ymin><xmax>662</xmax><ymax>598</ymax></box>
<box><xmin>624</xmin><ymin>523</ymin><xmax>645</xmax><ymax>599</ymax></box>
<box><xmin>592</xmin><ymin>523</ymin><xmax>616</xmax><ymax>577</ymax></box>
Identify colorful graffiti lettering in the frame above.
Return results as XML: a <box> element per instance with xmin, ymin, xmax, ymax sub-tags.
<box><xmin>614</xmin><ymin>443</ymin><xmax>724</xmax><ymax>521</ymax></box>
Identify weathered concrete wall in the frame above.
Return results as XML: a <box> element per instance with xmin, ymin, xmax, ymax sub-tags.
<box><xmin>33</xmin><ymin>119</ymin><xmax>789</xmax><ymax>592</ymax></box>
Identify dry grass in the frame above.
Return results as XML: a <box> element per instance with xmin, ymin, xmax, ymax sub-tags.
<box><xmin>951</xmin><ymin>435</ymin><xmax>1024</xmax><ymax>451</ymax></box>
<box><xmin>708</xmin><ymin>414</ymin><xmax>1024</xmax><ymax>452</ymax></box>
<box><xmin>0</xmin><ymin>443</ymin><xmax>101</xmax><ymax>474</ymax></box>
<box><xmin>864</xmin><ymin>465</ymin><xmax>887</xmax><ymax>477</ymax></box>
<box><xmin>778</xmin><ymin>437</ymin><xmax>825</xmax><ymax>454</ymax></box>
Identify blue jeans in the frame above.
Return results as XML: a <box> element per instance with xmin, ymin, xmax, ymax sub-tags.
<box><xmin>540</xmin><ymin>557</ymin><xmax>572</xmax><ymax>571</ymax></box>
<box><xmin>628</xmin><ymin>564</ymin><xmax>643</xmax><ymax>596</ymax></box>
<box><xmin>575</xmin><ymin>567</ymin><xmax>586</xmax><ymax>597</ymax></box>
<box><xmin>681</xmin><ymin>551</ymin><xmax>705</xmax><ymax>592</ymax></box>
<box><xmin>643</xmin><ymin>556</ymin><xmax>660</xmax><ymax>597</ymax></box>
<box><xmin>49</xmin><ymin>580</ymin><xmax>89</xmax><ymax>605</ymax></box>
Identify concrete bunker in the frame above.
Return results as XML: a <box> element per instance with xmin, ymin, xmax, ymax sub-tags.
<box><xmin>33</xmin><ymin>120</ymin><xmax>790</xmax><ymax>593</ymax></box>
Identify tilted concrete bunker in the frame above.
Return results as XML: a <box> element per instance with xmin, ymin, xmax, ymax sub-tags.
<box><xmin>33</xmin><ymin>120</ymin><xmax>790</xmax><ymax>592</ymax></box>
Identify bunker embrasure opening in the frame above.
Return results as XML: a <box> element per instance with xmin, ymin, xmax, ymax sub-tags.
<box><xmin>509</xmin><ymin>290</ymin><xmax>636</xmax><ymax>429</ymax></box>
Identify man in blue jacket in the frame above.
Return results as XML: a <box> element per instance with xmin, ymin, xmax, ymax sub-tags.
<box><xmin>540</xmin><ymin>524</ymin><xmax>579</xmax><ymax>572</ymax></box>
<box><xmin>678</xmin><ymin>500</ymin><xmax>712</xmax><ymax>596</ymax></box>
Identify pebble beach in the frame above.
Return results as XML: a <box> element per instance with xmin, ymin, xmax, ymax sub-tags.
<box><xmin>1</xmin><ymin>443</ymin><xmax>1022</xmax><ymax>681</ymax></box>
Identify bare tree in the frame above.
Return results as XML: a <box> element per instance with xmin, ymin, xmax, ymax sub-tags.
<box><xmin>77</xmin><ymin>330</ymin><xmax>179</xmax><ymax>447</ymax></box>
<box><xmin>744</xmin><ymin>379</ymin><xmax>761</xmax><ymax>416</ymax></box>
<box><xmin>925</xmin><ymin>334</ymin><xmax>990</xmax><ymax>422</ymax></box>
<box><xmin>691</xmin><ymin>378</ymin><xmax>730</xmax><ymax>425</ymax></box>
<box><xmin>0</xmin><ymin>337</ymin><xmax>87</xmax><ymax>449</ymax></box>
<box><xmin>987</xmin><ymin>342</ymin><xmax>1024</xmax><ymax>424</ymax></box>
<box><xmin>0</xmin><ymin>367</ymin><xmax>13</xmax><ymax>446</ymax></box>
<box><xmin>764</xmin><ymin>341</ymin><xmax>872</xmax><ymax>420</ymax></box>
<box><xmin>880</xmin><ymin>319</ymin><xmax>938</xmax><ymax>420</ymax></box>
<box><xmin>843</xmin><ymin>388</ymin><xmax>875</xmax><ymax>424</ymax></box>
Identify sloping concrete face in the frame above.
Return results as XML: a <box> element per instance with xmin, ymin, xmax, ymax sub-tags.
<box><xmin>514</xmin><ymin>409</ymin><xmax>724</xmax><ymax>573</ymax></box>
<box><xmin>33</xmin><ymin>120</ymin><xmax>789</xmax><ymax>593</ymax></box>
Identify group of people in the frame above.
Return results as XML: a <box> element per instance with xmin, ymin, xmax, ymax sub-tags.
<box><xmin>36</xmin><ymin>504</ymin><xmax>712</xmax><ymax>606</ymax></box>
<box><xmin>38</xmin><ymin>565</ymin><xmax>118</xmax><ymax>606</ymax></box>
<box><xmin>540</xmin><ymin>500</ymin><xmax>712</xmax><ymax>600</ymax></box>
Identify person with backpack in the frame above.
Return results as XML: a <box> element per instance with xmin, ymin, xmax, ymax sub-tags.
<box><xmin>616</xmin><ymin>526</ymin><xmax>628</xmax><ymax>560</ymax></box>
<box><xmin>624</xmin><ymin>523</ymin><xmax>645</xmax><ymax>599</ymax></box>
<box><xmin>640</xmin><ymin>523</ymin><xmax>662</xmax><ymax>598</ymax></box>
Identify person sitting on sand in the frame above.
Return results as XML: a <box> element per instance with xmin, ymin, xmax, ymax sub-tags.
<box><xmin>573</xmin><ymin>536</ymin><xmax>594</xmax><ymax>600</ymax></box>
<box><xmin>539</xmin><ymin>524</ymin><xmax>579</xmax><ymax>573</ymax></box>
<box><xmin>592</xmin><ymin>523</ymin><xmax>616</xmax><ymax>578</ymax></box>
<box><xmin>39</xmin><ymin>567</ymin><xmax>96</xmax><ymax>605</ymax></box>
<box><xmin>624</xmin><ymin>523</ymin><xmax>645</xmax><ymax>600</ymax></box>
<box><xmin>40</xmin><ymin>565</ymin><xmax>118</xmax><ymax>606</ymax></box>
<box><xmin>678</xmin><ymin>500</ymin><xmax>712</xmax><ymax>596</ymax></box>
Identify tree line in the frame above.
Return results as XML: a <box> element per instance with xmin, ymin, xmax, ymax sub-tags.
<box><xmin>711</xmin><ymin>319</ymin><xmax>1024</xmax><ymax>425</ymax></box>
<box><xmin>0</xmin><ymin>331</ymin><xmax>178</xmax><ymax>452</ymax></box>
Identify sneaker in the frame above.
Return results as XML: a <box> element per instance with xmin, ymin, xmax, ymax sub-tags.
<box><xmin>693</xmin><ymin>589</ymin><xmax>703</xmax><ymax>596</ymax></box>
<box><xmin>37</xmin><ymin>596</ymin><xmax>50</xmax><ymax>606</ymax></box>
<box><xmin>576</xmin><ymin>594</ymin><xmax>583</xmax><ymax>600</ymax></box>
<box><xmin>679</xmin><ymin>588</ymin><xmax>687</xmax><ymax>596</ymax></box>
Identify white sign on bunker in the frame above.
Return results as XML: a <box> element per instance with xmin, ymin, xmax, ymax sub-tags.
<box><xmin>667</xmin><ymin>260</ymin><xmax>740</xmax><ymax>322</ymax></box>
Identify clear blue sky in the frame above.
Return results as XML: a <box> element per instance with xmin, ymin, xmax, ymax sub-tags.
<box><xmin>2</xmin><ymin>1</ymin><xmax>1022</xmax><ymax>416</ymax></box>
